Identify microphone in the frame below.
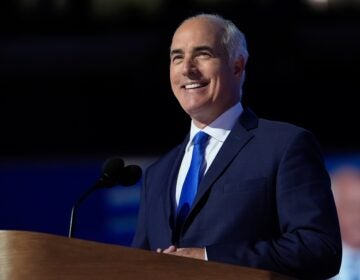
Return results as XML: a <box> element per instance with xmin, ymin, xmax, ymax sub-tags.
<box><xmin>68</xmin><ymin>157</ymin><xmax>142</xmax><ymax>238</ymax></box>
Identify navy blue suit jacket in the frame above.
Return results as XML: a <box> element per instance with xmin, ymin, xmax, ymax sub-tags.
<box><xmin>132</xmin><ymin>109</ymin><xmax>341</xmax><ymax>279</ymax></box>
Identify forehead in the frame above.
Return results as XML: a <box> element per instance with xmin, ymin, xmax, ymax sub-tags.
<box><xmin>170</xmin><ymin>18</ymin><xmax>223</xmax><ymax>50</ymax></box>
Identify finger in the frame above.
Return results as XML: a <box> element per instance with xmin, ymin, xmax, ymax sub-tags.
<box><xmin>163</xmin><ymin>245</ymin><xmax>177</xmax><ymax>253</ymax></box>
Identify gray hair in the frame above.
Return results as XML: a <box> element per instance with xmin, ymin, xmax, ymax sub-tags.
<box><xmin>182</xmin><ymin>13</ymin><xmax>249</xmax><ymax>98</ymax></box>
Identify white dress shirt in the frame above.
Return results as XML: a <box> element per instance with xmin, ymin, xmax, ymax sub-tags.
<box><xmin>175</xmin><ymin>102</ymin><xmax>244</xmax><ymax>206</ymax></box>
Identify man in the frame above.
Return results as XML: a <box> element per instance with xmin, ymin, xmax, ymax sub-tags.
<box><xmin>331</xmin><ymin>166</ymin><xmax>360</xmax><ymax>279</ymax></box>
<box><xmin>132</xmin><ymin>13</ymin><xmax>341</xmax><ymax>279</ymax></box>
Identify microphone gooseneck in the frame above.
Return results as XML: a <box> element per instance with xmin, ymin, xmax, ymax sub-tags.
<box><xmin>68</xmin><ymin>157</ymin><xmax>142</xmax><ymax>238</ymax></box>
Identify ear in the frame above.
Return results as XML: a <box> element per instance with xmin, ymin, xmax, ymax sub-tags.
<box><xmin>233</xmin><ymin>56</ymin><xmax>245</xmax><ymax>78</ymax></box>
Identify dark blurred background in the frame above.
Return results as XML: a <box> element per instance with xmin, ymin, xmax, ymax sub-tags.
<box><xmin>0</xmin><ymin>0</ymin><xmax>359</xmax><ymax>245</ymax></box>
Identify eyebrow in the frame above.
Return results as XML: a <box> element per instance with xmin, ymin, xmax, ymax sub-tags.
<box><xmin>193</xmin><ymin>46</ymin><xmax>214</xmax><ymax>53</ymax></box>
<box><xmin>170</xmin><ymin>45</ymin><xmax>214</xmax><ymax>57</ymax></box>
<box><xmin>170</xmin><ymin>49</ymin><xmax>183</xmax><ymax>57</ymax></box>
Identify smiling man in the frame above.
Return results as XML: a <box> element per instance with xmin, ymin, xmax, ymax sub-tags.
<box><xmin>132</xmin><ymin>14</ymin><xmax>341</xmax><ymax>279</ymax></box>
<box><xmin>169</xmin><ymin>17</ymin><xmax>244</xmax><ymax>128</ymax></box>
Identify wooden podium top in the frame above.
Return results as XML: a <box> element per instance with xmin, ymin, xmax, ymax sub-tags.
<box><xmin>0</xmin><ymin>230</ymin><xmax>293</xmax><ymax>280</ymax></box>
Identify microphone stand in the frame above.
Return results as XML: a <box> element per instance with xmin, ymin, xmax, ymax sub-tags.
<box><xmin>68</xmin><ymin>175</ymin><xmax>114</xmax><ymax>238</ymax></box>
<box><xmin>68</xmin><ymin>161</ymin><xmax>142</xmax><ymax>238</ymax></box>
<box><xmin>68</xmin><ymin>184</ymin><xmax>99</xmax><ymax>238</ymax></box>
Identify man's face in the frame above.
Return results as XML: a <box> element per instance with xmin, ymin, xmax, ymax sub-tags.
<box><xmin>333</xmin><ymin>168</ymin><xmax>360</xmax><ymax>248</ymax></box>
<box><xmin>170</xmin><ymin>18</ymin><xmax>242</xmax><ymax>127</ymax></box>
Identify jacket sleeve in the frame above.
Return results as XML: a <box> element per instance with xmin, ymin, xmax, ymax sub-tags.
<box><xmin>206</xmin><ymin>130</ymin><xmax>342</xmax><ymax>279</ymax></box>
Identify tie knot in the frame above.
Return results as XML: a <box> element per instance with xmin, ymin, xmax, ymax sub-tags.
<box><xmin>193</xmin><ymin>131</ymin><xmax>209</xmax><ymax>146</ymax></box>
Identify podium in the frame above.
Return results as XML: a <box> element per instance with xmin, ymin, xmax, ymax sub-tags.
<box><xmin>0</xmin><ymin>230</ymin><xmax>293</xmax><ymax>279</ymax></box>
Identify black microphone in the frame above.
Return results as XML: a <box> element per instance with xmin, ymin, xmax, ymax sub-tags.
<box><xmin>120</xmin><ymin>164</ymin><xmax>143</xmax><ymax>186</ymax></box>
<box><xmin>68</xmin><ymin>157</ymin><xmax>142</xmax><ymax>238</ymax></box>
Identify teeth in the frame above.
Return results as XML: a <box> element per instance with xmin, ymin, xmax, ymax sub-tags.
<box><xmin>185</xmin><ymin>83</ymin><xmax>202</xmax><ymax>89</ymax></box>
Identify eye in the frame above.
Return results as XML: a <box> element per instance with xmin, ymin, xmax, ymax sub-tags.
<box><xmin>171</xmin><ymin>55</ymin><xmax>183</xmax><ymax>64</ymax></box>
<box><xmin>197</xmin><ymin>52</ymin><xmax>211</xmax><ymax>59</ymax></box>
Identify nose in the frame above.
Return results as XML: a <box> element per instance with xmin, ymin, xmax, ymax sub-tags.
<box><xmin>182</xmin><ymin>57</ymin><xmax>197</xmax><ymax>77</ymax></box>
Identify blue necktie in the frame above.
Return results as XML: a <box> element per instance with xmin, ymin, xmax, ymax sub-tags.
<box><xmin>177</xmin><ymin>131</ymin><xmax>209</xmax><ymax>226</ymax></box>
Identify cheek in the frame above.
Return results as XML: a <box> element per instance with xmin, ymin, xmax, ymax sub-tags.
<box><xmin>208</xmin><ymin>66</ymin><xmax>228</xmax><ymax>82</ymax></box>
<box><xmin>170</xmin><ymin>71</ymin><xmax>181</xmax><ymax>99</ymax></box>
<box><xmin>170</xmin><ymin>66</ymin><xmax>179</xmax><ymax>83</ymax></box>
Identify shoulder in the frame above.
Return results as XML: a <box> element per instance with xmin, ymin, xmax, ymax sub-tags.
<box><xmin>254</xmin><ymin>118</ymin><xmax>328</xmax><ymax>171</ymax></box>
<box><xmin>258</xmin><ymin>117</ymin><xmax>307</xmax><ymax>134</ymax></box>
<box><xmin>146</xmin><ymin>138</ymin><xmax>187</xmax><ymax>173</ymax></box>
<box><xmin>256</xmin><ymin>118</ymin><xmax>311</xmax><ymax>143</ymax></box>
<box><xmin>258</xmin><ymin>118</ymin><xmax>322</xmax><ymax>152</ymax></box>
<box><xmin>241</xmin><ymin>107</ymin><xmax>311</xmax><ymax>139</ymax></box>
<box><xmin>239</xmin><ymin>109</ymin><xmax>323</xmax><ymax>156</ymax></box>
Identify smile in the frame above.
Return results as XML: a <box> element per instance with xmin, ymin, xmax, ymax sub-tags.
<box><xmin>182</xmin><ymin>82</ymin><xmax>209</xmax><ymax>90</ymax></box>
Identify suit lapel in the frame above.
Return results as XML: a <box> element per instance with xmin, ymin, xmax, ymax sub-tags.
<box><xmin>189</xmin><ymin>108</ymin><xmax>259</xmax><ymax>220</ymax></box>
<box><xmin>165</xmin><ymin>136</ymin><xmax>189</xmax><ymax>231</ymax></box>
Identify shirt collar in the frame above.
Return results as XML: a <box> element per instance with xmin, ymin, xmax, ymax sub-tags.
<box><xmin>189</xmin><ymin>102</ymin><xmax>243</xmax><ymax>145</ymax></box>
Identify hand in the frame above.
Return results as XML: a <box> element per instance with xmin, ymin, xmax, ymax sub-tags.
<box><xmin>156</xmin><ymin>245</ymin><xmax>205</xmax><ymax>260</ymax></box>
